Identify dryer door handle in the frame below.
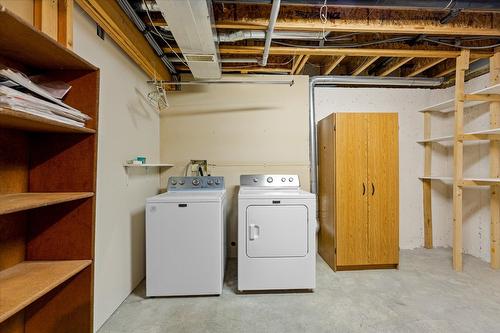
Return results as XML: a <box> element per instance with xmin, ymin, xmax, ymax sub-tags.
<box><xmin>248</xmin><ymin>224</ymin><xmax>260</xmax><ymax>241</ymax></box>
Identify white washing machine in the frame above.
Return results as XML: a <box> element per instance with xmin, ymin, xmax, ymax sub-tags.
<box><xmin>146</xmin><ymin>176</ymin><xmax>226</xmax><ymax>297</ymax></box>
<box><xmin>238</xmin><ymin>174</ymin><xmax>316</xmax><ymax>292</ymax></box>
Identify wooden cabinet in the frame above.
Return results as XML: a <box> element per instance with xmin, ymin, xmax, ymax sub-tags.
<box><xmin>0</xmin><ymin>8</ymin><xmax>98</xmax><ymax>333</ymax></box>
<box><xmin>318</xmin><ymin>113</ymin><xmax>399</xmax><ymax>271</ymax></box>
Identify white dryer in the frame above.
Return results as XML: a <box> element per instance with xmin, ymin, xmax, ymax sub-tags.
<box><xmin>146</xmin><ymin>176</ymin><xmax>226</xmax><ymax>297</ymax></box>
<box><xmin>238</xmin><ymin>174</ymin><xmax>316</xmax><ymax>292</ymax></box>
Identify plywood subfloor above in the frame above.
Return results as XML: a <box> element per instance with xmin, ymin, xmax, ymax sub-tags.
<box><xmin>0</xmin><ymin>260</ymin><xmax>92</xmax><ymax>323</ymax></box>
<box><xmin>0</xmin><ymin>192</ymin><xmax>94</xmax><ymax>215</ymax></box>
<box><xmin>0</xmin><ymin>107</ymin><xmax>96</xmax><ymax>133</ymax></box>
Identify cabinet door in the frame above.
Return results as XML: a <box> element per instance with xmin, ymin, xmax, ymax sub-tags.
<box><xmin>335</xmin><ymin>113</ymin><xmax>369</xmax><ymax>266</ymax></box>
<box><xmin>367</xmin><ymin>113</ymin><xmax>399</xmax><ymax>265</ymax></box>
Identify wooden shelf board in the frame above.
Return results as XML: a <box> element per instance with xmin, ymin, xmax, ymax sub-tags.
<box><xmin>418</xmin><ymin>127</ymin><xmax>500</xmax><ymax>143</ymax></box>
<box><xmin>419</xmin><ymin>176</ymin><xmax>500</xmax><ymax>186</ymax></box>
<box><xmin>0</xmin><ymin>260</ymin><xmax>92</xmax><ymax>323</ymax></box>
<box><xmin>0</xmin><ymin>192</ymin><xmax>94</xmax><ymax>215</ymax></box>
<box><xmin>0</xmin><ymin>7</ymin><xmax>96</xmax><ymax>71</ymax></box>
<box><xmin>418</xmin><ymin>83</ymin><xmax>500</xmax><ymax>113</ymax></box>
<box><xmin>0</xmin><ymin>107</ymin><xmax>95</xmax><ymax>134</ymax></box>
<box><xmin>123</xmin><ymin>163</ymin><xmax>174</xmax><ymax>168</ymax></box>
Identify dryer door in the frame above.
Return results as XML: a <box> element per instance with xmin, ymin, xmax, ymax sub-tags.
<box><xmin>246</xmin><ymin>205</ymin><xmax>308</xmax><ymax>258</ymax></box>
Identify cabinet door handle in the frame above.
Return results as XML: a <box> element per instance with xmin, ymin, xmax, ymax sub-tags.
<box><xmin>362</xmin><ymin>183</ymin><xmax>366</xmax><ymax>196</ymax></box>
<box><xmin>372</xmin><ymin>183</ymin><xmax>375</xmax><ymax>196</ymax></box>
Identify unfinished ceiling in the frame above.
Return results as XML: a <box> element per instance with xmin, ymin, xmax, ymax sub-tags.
<box><xmin>125</xmin><ymin>0</ymin><xmax>500</xmax><ymax>85</ymax></box>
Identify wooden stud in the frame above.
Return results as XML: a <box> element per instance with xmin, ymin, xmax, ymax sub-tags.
<box><xmin>33</xmin><ymin>0</ymin><xmax>58</xmax><ymax>40</ymax></box>
<box><xmin>464</xmin><ymin>94</ymin><xmax>500</xmax><ymax>102</ymax></box>
<box><xmin>57</xmin><ymin>0</ymin><xmax>73</xmax><ymax>48</ymax></box>
<box><xmin>379</xmin><ymin>57</ymin><xmax>413</xmax><ymax>77</ymax></box>
<box><xmin>352</xmin><ymin>56</ymin><xmax>380</xmax><ymax>76</ymax></box>
<box><xmin>406</xmin><ymin>58</ymin><xmax>447</xmax><ymax>77</ymax></box>
<box><xmin>294</xmin><ymin>54</ymin><xmax>310</xmax><ymax>75</ymax></box>
<box><xmin>290</xmin><ymin>54</ymin><xmax>304</xmax><ymax>74</ymax></box>
<box><xmin>165</xmin><ymin>46</ymin><xmax>492</xmax><ymax>60</ymax></box>
<box><xmin>322</xmin><ymin>55</ymin><xmax>345</xmax><ymax>75</ymax></box>
<box><xmin>490</xmin><ymin>49</ymin><xmax>500</xmax><ymax>270</ymax></box>
<box><xmin>214</xmin><ymin>20</ymin><xmax>500</xmax><ymax>37</ymax></box>
<box><xmin>423</xmin><ymin>112</ymin><xmax>433</xmax><ymax>249</ymax></box>
<box><xmin>452</xmin><ymin>50</ymin><xmax>470</xmax><ymax>272</ymax></box>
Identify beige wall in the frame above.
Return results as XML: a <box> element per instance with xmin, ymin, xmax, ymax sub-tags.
<box><xmin>160</xmin><ymin>75</ymin><xmax>310</xmax><ymax>257</ymax></box>
<box><xmin>1</xmin><ymin>0</ymin><xmax>33</xmax><ymax>24</ymax></box>
<box><xmin>73</xmin><ymin>5</ymin><xmax>161</xmax><ymax>332</ymax></box>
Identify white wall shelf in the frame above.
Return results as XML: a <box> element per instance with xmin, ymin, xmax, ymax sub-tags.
<box><xmin>419</xmin><ymin>176</ymin><xmax>500</xmax><ymax>186</ymax></box>
<box><xmin>123</xmin><ymin>163</ymin><xmax>174</xmax><ymax>168</ymax></box>
<box><xmin>417</xmin><ymin>127</ymin><xmax>500</xmax><ymax>143</ymax></box>
<box><xmin>417</xmin><ymin>83</ymin><xmax>500</xmax><ymax>113</ymax></box>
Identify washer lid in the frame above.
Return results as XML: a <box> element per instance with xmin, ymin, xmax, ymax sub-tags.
<box><xmin>147</xmin><ymin>190</ymin><xmax>226</xmax><ymax>203</ymax></box>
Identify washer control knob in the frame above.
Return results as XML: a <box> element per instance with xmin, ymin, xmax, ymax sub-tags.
<box><xmin>192</xmin><ymin>178</ymin><xmax>200</xmax><ymax>186</ymax></box>
<box><xmin>281</xmin><ymin>177</ymin><xmax>286</xmax><ymax>182</ymax></box>
<box><xmin>215</xmin><ymin>178</ymin><xmax>221</xmax><ymax>185</ymax></box>
<box><xmin>267</xmin><ymin>177</ymin><xmax>273</xmax><ymax>183</ymax></box>
<box><xmin>171</xmin><ymin>179</ymin><xmax>177</xmax><ymax>185</ymax></box>
<box><xmin>179</xmin><ymin>180</ymin><xmax>185</xmax><ymax>185</ymax></box>
<box><xmin>289</xmin><ymin>177</ymin><xmax>294</xmax><ymax>182</ymax></box>
<box><xmin>253</xmin><ymin>178</ymin><xmax>258</xmax><ymax>183</ymax></box>
<box><xmin>207</xmin><ymin>179</ymin><xmax>214</xmax><ymax>185</ymax></box>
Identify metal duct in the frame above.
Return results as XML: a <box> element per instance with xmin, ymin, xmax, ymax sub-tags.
<box><xmin>308</xmin><ymin>75</ymin><xmax>443</xmax><ymax>194</ymax></box>
<box><xmin>218</xmin><ymin>30</ymin><xmax>325</xmax><ymax>42</ymax></box>
<box><xmin>116</xmin><ymin>0</ymin><xmax>176</xmax><ymax>74</ymax></box>
<box><xmin>212</xmin><ymin>0</ymin><xmax>500</xmax><ymax>11</ymax></box>
<box><xmin>168</xmin><ymin>57</ymin><xmax>260</xmax><ymax>64</ymax></box>
<box><xmin>156</xmin><ymin>0</ymin><xmax>221</xmax><ymax>79</ymax></box>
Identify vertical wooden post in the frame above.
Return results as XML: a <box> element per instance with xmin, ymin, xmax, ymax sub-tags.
<box><xmin>490</xmin><ymin>49</ymin><xmax>500</xmax><ymax>269</ymax></box>
<box><xmin>423</xmin><ymin>112</ymin><xmax>433</xmax><ymax>249</ymax></box>
<box><xmin>58</xmin><ymin>0</ymin><xmax>73</xmax><ymax>49</ymax></box>
<box><xmin>452</xmin><ymin>50</ymin><xmax>470</xmax><ymax>272</ymax></box>
<box><xmin>34</xmin><ymin>0</ymin><xmax>59</xmax><ymax>40</ymax></box>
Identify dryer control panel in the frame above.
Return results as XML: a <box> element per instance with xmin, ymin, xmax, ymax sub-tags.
<box><xmin>240</xmin><ymin>174</ymin><xmax>300</xmax><ymax>187</ymax></box>
<box><xmin>167</xmin><ymin>176</ymin><xmax>225</xmax><ymax>191</ymax></box>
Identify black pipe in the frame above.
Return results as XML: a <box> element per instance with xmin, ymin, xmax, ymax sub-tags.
<box><xmin>212</xmin><ymin>0</ymin><xmax>500</xmax><ymax>12</ymax></box>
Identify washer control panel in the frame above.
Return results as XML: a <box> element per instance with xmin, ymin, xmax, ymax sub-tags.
<box><xmin>168</xmin><ymin>176</ymin><xmax>224</xmax><ymax>191</ymax></box>
<box><xmin>240</xmin><ymin>174</ymin><xmax>300</xmax><ymax>187</ymax></box>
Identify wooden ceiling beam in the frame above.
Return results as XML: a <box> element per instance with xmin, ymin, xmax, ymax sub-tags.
<box><xmin>406</xmin><ymin>58</ymin><xmax>447</xmax><ymax>77</ymax></box>
<box><xmin>352</xmin><ymin>56</ymin><xmax>380</xmax><ymax>76</ymax></box>
<box><xmin>166</xmin><ymin>46</ymin><xmax>491</xmax><ymax>59</ymax></box>
<box><xmin>378</xmin><ymin>57</ymin><xmax>414</xmax><ymax>76</ymax></box>
<box><xmin>291</xmin><ymin>55</ymin><xmax>304</xmax><ymax>74</ymax></box>
<box><xmin>322</xmin><ymin>55</ymin><xmax>346</xmax><ymax>75</ymax></box>
<box><xmin>433</xmin><ymin>58</ymin><xmax>481</xmax><ymax>78</ymax></box>
<box><xmin>75</xmin><ymin>0</ymin><xmax>171</xmax><ymax>81</ymax></box>
<box><xmin>214</xmin><ymin>20</ymin><xmax>500</xmax><ymax>37</ymax></box>
<box><xmin>293</xmin><ymin>55</ymin><xmax>310</xmax><ymax>75</ymax></box>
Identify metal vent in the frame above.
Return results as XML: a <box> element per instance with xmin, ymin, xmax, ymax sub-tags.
<box><xmin>184</xmin><ymin>54</ymin><xmax>217</xmax><ymax>63</ymax></box>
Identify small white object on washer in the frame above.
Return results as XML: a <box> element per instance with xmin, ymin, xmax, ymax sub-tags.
<box><xmin>238</xmin><ymin>174</ymin><xmax>316</xmax><ymax>292</ymax></box>
<box><xmin>146</xmin><ymin>176</ymin><xmax>226</xmax><ymax>297</ymax></box>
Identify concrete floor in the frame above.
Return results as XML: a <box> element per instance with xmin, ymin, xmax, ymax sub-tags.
<box><xmin>98</xmin><ymin>248</ymin><xmax>500</xmax><ymax>333</ymax></box>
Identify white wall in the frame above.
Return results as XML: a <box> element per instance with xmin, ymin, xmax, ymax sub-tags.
<box><xmin>159</xmin><ymin>75</ymin><xmax>310</xmax><ymax>258</ymax></box>
<box><xmin>73</xmin><ymin>5</ymin><xmax>160</xmax><ymax>331</ymax></box>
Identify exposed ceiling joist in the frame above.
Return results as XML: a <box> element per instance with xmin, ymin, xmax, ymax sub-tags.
<box><xmin>406</xmin><ymin>58</ymin><xmax>447</xmax><ymax>77</ymax></box>
<box><xmin>322</xmin><ymin>55</ymin><xmax>345</xmax><ymax>75</ymax></box>
<box><xmin>75</xmin><ymin>0</ymin><xmax>171</xmax><ymax>80</ymax></box>
<box><xmin>293</xmin><ymin>54</ymin><xmax>309</xmax><ymax>74</ymax></box>
<box><xmin>352</xmin><ymin>56</ymin><xmax>380</xmax><ymax>76</ymax></box>
<box><xmin>166</xmin><ymin>46</ymin><xmax>492</xmax><ymax>59</ymax></box>
<box><xmin>214</xmin><ymin>20</ymin><xmax>500</xmax><ymax>37</ymax></box>
<box><xmin>290</xmin><ymin>54</ymin><xmax>304</xmax><ymax>74</ymax></box>
<box><xmin>379</xmin><ymin>57</ymin><xmax>414</xmax><ymax>76</ymax></box>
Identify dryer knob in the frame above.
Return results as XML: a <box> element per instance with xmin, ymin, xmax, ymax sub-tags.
<box><xmin>253</xmin><ymin>178</ymin><xmax>258</xmax><ymax>183</ymax></box>
<box><xmin>267</xmin><ymin>177</ymin><xmax>273</xmax><ymax>183</ymax></box>
<box><xmin>207</xmin><ymin>179</ymin><xmax>214</xmax><ymax>185</ymax></box>
<box><xmin>192</xmin><ymin>178</ymin><xmax>200</xmax><ymax>186</ymax></box>
<box><xmin>171</xmin><ymin>179</ymin><xmax>177</xmax><ymax>185</ymax></box>
<box><xmin>215</xmin><ymin>179</ymin><xmax>221</xmax><ymax>185</ymax></box>
<box><xmin>281</xmin><ymin>177</ymin><xmax>286</xmax><ymax>182</ymax></box>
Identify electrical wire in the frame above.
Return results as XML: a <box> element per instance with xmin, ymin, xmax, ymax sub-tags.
<box><xmin>423</xmin><ymin>37</ymin><xmax>500</xmax><ymax>50</ymax></box>
<box><xmin>142</xmin><ymin>0</ymin><xmax>189</xmax><ymax>67</ymax></box>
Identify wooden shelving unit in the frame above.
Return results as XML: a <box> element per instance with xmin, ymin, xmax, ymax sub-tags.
<box><xmin>0</xmin><ymin>7</ymin><xmax>98</xmax><ymax>333</ymax></box>
<box><xmin>418</xmin><ymin>49</ymin><xmax>500</xmax><ymax>272</ymax></box>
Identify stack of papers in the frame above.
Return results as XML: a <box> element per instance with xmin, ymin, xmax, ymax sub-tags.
<box><xmin>0</xmin><ymin>69</ymin><xmax>91</xmax><ymax>127</ymax></box>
